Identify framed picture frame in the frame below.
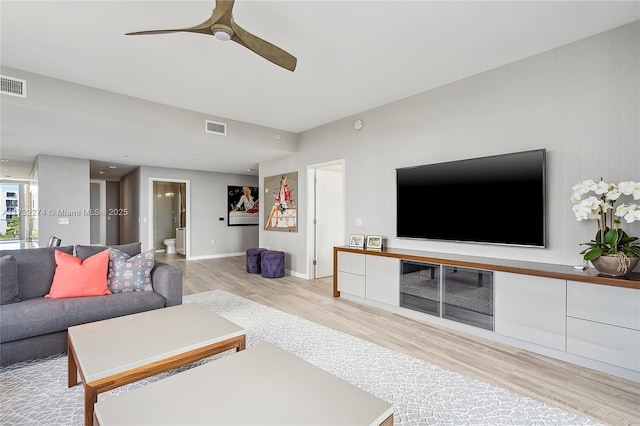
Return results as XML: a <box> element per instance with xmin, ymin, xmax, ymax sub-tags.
<box><xmin>366</xmin><ymin>235</ymin><xmax>383</xmax><ymax>250</ymax></box>
<box><xmin>348</xmin><ymin>234</ymin><xmax>365</xmax><ymax>248</ymax></box>
<box><xmin>227</xmin><ymin>185</ymin><xmax>259</xmax><ymax>226</ymax></box>
<box><xmin>264</xmin><ymin>172</ymin><xmax>298</xmax><ymax>232</ymax></box>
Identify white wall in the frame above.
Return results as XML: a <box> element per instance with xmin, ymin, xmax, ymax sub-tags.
<box><xmin>260</xmin><ymin>21</ymin><xmax>640</xmax><ymax>276</ymax></box>
<box><xmin>0</xmin><ymin>65</ymin><xmax>298</xmax><ymax>176</ymax></box>
<box><xmin>4</xmin><ymin>22</ymin><xmax>637</xmax><ymax>273</ymax></box>
<box><xmin>36</xmin><ymin>155</ymin><xmax>91</xmax><ymax>246</ymax></box>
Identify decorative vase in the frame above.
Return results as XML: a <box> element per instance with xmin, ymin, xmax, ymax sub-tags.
<box><xmin>591</xmin><ymin>255</ymin><xmax>640</xmax><ymax>277</ymax></box>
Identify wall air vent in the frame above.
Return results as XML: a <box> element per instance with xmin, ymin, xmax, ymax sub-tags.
<box><xmin>1</xmin><ymin>75</ymin><xmax>27</xmax><ymax>98</ymax></box>
<box><xmin>205</xmin><ymin>120</ymin><xmax>227</xmax><ymax>136</ymax></box>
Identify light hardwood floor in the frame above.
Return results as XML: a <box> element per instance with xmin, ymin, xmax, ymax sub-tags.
<box><xmin>158</xmin><ymin>253</ymin><xmax>640</xmax><ymax>426</ymax></box>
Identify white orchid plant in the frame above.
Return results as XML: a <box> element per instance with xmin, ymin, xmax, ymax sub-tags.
<box><xmin>571</xmin><ymin>179</ymin><xmax>640</xmax><ymax>265</ymax></box>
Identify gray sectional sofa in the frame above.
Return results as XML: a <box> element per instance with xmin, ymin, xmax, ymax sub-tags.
<box><xmin>0</xmin><ymin>242</ymin><xmax>182</xmax><ymax>366</ymax></box>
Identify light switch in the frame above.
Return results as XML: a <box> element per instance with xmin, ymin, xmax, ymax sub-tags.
<box><xmin>355</xmin><ymin>218</ymin><xmax>363</xmax><ymax>226</ymax></box>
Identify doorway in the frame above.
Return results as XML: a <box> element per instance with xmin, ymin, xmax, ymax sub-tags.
<box><xmin>148</xmin><ymin>178</ymin><xmax>190</xmax><ymax>258</ymax></box>
<box><xmin>307</xmin><ymin>160</ymin><xmax>345</xmax><ymax>279</ymax></box>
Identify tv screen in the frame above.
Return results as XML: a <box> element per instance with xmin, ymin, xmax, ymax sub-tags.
<box><xmin>396</xmin><ymin>149</ymin><xmax>546</xmax><ymax>247</ymax></box>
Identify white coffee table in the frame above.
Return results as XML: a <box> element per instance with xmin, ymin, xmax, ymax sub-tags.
<box><xmin>93</xmin><ymin>342</ymin><xmax>394</xmax><ymax>426</ymax></box>
<box><xmin>67</xmin><ymin>303</ymin><xmax>246</xmax><ymax>426</ymax></box>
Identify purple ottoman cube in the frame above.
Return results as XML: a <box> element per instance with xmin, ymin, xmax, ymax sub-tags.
<box><xmin>260</xmin><ymin>251</ymin><xmax>285</xmax><ymax>278</ymax></box>
<box><xmin>246</xmin><ymin>248</ymin><xmax>267</xmax><ymax>274</ymax></box>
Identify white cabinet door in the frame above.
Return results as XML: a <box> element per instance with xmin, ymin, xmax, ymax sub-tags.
<box><xmin>365</xmin><ymin>256</ymin><xmax>400</xmax><ymax>306</ymax></box>
<box><xmin>494</xmin><ymin>272</ymin><xmax>566</xmax><ymax>350</ymax></box>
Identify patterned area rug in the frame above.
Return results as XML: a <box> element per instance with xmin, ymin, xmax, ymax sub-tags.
<box><xmin>0</xmin><ymin>290</ymin><xmax>600</xmax><ymax>425</ymax></box>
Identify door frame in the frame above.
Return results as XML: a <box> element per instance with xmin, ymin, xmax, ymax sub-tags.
<box><xmin>148</xmin><ymin>177</ymin><xmax>191</xmax><ymax>259</ymax></box>
<box><xmin>306</xmin><ymin>159</ymin><xmax>345</xmax><ymax>279</ymax></box>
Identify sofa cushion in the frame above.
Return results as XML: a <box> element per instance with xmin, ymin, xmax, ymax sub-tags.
<box><xmin>75</xmin><ymin>242</ymin><xmax>141</xmax><ymax>261</ymax></box>
<box><xmin>108</xmin><ymin>248</ymin><xmax>155</xmax><ymax>293</ymax></box>
<box><xmin>45</xmin><ymin>249</ymin><xmax>111</xmax><ymax>299</ymax></box>
<box><xmin>0</xmin><ymin>292</ymin><xmax>166</xmax><ymax>343</ymax></box>
<box><xmin>0</xmin><ymin>255</ymin><xmax>20</xmax><ymax>305</ymax></box>
<box><xmin>0</xmin><ymin>245</ymin><xmax>75</xmax><ymax>299</ymax></box>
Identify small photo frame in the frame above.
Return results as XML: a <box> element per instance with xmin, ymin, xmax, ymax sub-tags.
<box><xmin>349</xmin><ymin>234</ymin><xmax>365</xmax><ymax>248</ymax></box>
<box><xmin>366</xmin><ymin>235</ymin><xmax>383</xmax><ymax>250</ymax></box>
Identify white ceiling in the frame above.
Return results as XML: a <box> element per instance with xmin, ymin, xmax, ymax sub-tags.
<box><xmin>1</xmin><ymin>1</ymin><xmax>638</xmax><ymax>180</ymax></box>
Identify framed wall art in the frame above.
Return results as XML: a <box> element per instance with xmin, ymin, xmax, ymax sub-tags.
<box><xmin>227</xmin><ymin>185</ymin><xmax>259</xmax><ymax>226</ymax></box>
<box><xmin>264</xmin><ymin>172</ymin><xmax>298</xmax><ymax>232</ymax></box>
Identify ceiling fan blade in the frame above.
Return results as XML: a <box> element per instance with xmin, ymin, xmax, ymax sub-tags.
<box><xmin>125</xmin><ymin>0</ymin><xmax>297</xmax><ymax>72</ymax></box>
<box><xmin>126</xmin><ymin>0</ymin><xmax>235</xmax><ymax>37</ymax></box>
<box><xmin>125</xmin><ymin>17</ymin><xmax>214</xmax><ymax>37</ymax></box>
<box><xmin>210</xmin><ymin>0</ymin><xmax>235</xmax><ymax>25</ymax></box>
<box><xmin>126</xmin><ymin>28</ymin><xmax>200</xmax><ymax>36</ymax></box>
<box><xmin>230</xmin><ymin>21</ymin><xmax>297</xmax><ymax>72</ymax></box>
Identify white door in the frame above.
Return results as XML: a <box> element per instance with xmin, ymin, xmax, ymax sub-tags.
<box><xmin>315</xmin><ymin>167</ymin><xmax>344</xmax><ymax>278</ymax></box>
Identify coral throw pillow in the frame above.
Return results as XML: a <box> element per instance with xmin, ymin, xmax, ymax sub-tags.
<box><xmin>108</xmin><ymin>248</ymin><xmax>155</xmax><ymax>293</ymax></box>
<box><xmin>45</xmin><ymin>249</ymin><xmax>111</xmax><ymax>298</ymax></box>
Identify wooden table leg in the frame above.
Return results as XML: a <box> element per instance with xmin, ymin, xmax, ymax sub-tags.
<box><xmin>84</xmin><ymin>385</ymin><xmax>98</xmax><ymax>426</ymax></box>
<box><xmin>237</xmin><ymin>335</ymin><xmax>246</xmax><ymax>351</ymax></box>
<box><xmin>380</xmin><ymin>414</ymin><xmax>394</xmax><ymax>426</ymax></box>
<box><xmin>68</xmin><ymin>338</ymin><xmax>79</xmax><ymax>388</ymax></box>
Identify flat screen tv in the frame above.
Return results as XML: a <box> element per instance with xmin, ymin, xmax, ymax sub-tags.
<box><xmin>396</xmin><ymin>149</ymin><xmax>546</xmax><ymax>247</ymax></box>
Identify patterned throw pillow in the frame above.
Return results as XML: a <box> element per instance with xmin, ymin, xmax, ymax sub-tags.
<box><xmin>108</xmin><ymin>248</ymin><xmax>155</xmax><ymax>293</ymax></box>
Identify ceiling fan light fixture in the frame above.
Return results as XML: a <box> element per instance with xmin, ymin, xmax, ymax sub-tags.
<box><xmin>212</xmin><ymin>25</ymin><xmax>233</xmax><ymax>41</ymax></box>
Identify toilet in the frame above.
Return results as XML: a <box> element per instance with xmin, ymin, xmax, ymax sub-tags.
<box><xmin>163</xmin><ymin>238</ymin><xmax>176</xmax><ymax>254</ymax></box>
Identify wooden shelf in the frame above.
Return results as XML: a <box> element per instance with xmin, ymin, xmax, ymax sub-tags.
<box><xmin>333</xmin><ymin>246</ymin><xmax>640</xmax><ymax>297</ymax></box>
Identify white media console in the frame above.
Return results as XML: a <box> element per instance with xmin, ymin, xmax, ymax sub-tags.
<box><xmin>333</xmin><ymin>246</ymin><xmax>640</xmax><ymax>383</ymax></box>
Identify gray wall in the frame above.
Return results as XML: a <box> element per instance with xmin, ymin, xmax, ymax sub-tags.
<box><xmin>260</xmin><ymin>21</ymin><xmax>640</xmax><ymax>275</ymax></box>
<box><xmin>35</xmin><ymin>155</ymin><xmax>90</xmax><ymax>246</ymax></box>
<box><xmin>137</xmin><ymin>166</ymin><xmax>258</xmax><ymax>257</ymax></box>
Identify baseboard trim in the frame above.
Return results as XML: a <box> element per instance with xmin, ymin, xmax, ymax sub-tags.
<box><xmin>188</xmin><ymin>252</ymin><xmax>245</xmax><ymax>260</ymax></box>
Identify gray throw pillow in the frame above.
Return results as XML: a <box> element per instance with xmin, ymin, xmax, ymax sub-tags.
<box><xmin>0</xmin><ymin>255</ymin><xmax>20</xmax><ymax>305</ymax></box>
<box><xmin>0</xmin><ymin>245</ymin><xmax>75</xmax><ymax>299</ymax></box>
<box><xmin>75</xmin><ymin>242</ymin><xmax>142</xmax><ymax>261</ymax></box>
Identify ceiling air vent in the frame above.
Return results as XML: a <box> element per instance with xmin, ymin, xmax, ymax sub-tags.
<box><xmin>1</xmin><ymin>75</ymin><xmax>27</xmax><ymax>98</ymax></box>
<box><xmin>205</xmin><ymin>120</ymin><xmax>227</xmax><ymax>136</ymax></box>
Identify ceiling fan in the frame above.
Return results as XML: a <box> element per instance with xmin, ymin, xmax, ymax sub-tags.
<box><xmin>125</xmin><ymin>0</ymin><xmax>297</xmax><ymax>72</ymax></box>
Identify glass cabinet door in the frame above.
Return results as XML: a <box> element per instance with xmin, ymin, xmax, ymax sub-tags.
<box><xmin>400</xmin><ymin>261</ymin><xmax>440</xmax><ymax>316</ymax></box>
<box><xmin>442</xmin><ymin>266</ymin><xmax>494</xmax><ymax>330</ymax></box>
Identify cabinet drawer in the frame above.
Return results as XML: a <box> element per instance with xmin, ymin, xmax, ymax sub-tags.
<box><xmin>567</xmin><ymin>281</ymin><xmax>640</xmax><ymax>330</ymax></box>
<box><xmin>567</xmin><ymin>317</ymin><xmax>640</xmax><ymax>372</ymax></box>
<box><xmin>337</xmin><ymin>252</ymin><xmax>365</xmax><ymax>275</ymax></box>
<box><xmin>337</xmin><ymin>271</ymin><xmax>365</xmax><ymax>297</ymax></box>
